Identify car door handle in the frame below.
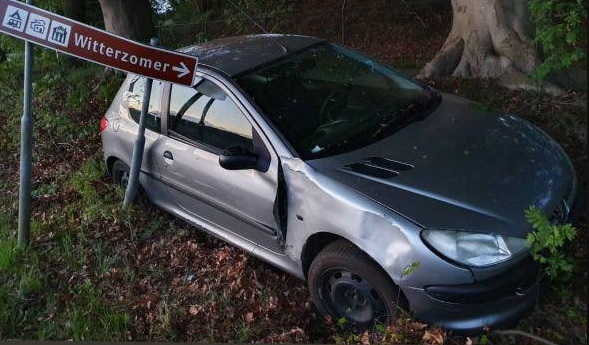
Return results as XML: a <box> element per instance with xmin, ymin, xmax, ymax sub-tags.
<box><xmin>163</xmin><ymin>151</ymin><xmax>174</xmax><ymax>165</ymax></box>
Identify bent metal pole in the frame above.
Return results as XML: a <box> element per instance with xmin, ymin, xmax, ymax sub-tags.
<box><xmin>123</xmin><ymin>38</ymin><xmax>159</xmax><ymax>207</ymax></box>
<box><xmin>17</xmin><ymin>0</ymin><xmax>34</xmax><ymax>247</ymax></box>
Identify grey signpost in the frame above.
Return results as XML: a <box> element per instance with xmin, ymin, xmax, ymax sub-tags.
<box><xmin>124</xmin><ymin>38</ymin><xmax>158</xmax><ymax>207</ymax></box>
<box><xmin>17</xmin><ymin>0</ymin><xmax>33</xmax><ymax>247</ymax></box>
<box><xmin>0</xmin><ymin>0</ymin><xmax>198</xmax><ymax>245</ymax></box>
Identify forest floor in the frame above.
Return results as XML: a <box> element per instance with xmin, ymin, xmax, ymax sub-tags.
<box><xmin>0</xmin><ymin>1</ymin><xmax>587</xmax><ymax>344</ymax></box>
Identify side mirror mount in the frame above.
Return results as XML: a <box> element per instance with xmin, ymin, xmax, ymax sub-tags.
<box><xmin>219</xmin><ymin>146</ymin><xmax>259</xmax><ymax>170</ymax></box>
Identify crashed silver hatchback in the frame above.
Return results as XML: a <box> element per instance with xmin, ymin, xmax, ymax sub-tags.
<box><xmin>100</xmin><ymin>34</ymin><xmax>580</xmax><ymax>333</ymax></box>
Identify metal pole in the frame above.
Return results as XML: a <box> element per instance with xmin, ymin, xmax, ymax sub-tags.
<box><xmin>18</xmin><ymin>0</ymin><xmax>34</xmax><ymax>247</ymax></box>
<box><xmin>123</xmin><ymin>38</ymin><xmax>159</xmax><ymax>207</ymax></box>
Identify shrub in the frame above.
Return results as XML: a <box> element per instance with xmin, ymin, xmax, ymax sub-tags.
<box><xmin>529</xmin><ymin>0</ymin><xmax>587</xmax><ymax>80</ymax></box>
<box><xmin>525</xmin><ymin>206</ymin><xmax>577</xmax><ymax>280</ymax></box>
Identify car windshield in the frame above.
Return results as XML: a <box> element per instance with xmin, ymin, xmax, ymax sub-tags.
<box><xmin>236</xmin><ymin>43</ymin><xmax>440</xmax><ymax>160</ymax></box>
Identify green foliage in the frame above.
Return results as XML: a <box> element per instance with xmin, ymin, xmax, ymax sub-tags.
<box><xmin>529</xmin><ymin>0</ymin><xmax>587</xmax><ymax>80</ymax></box>
<box><xmin>32</xmin><ymin>182</ymin><xmax>59</xmax><ymax>198</ymax></box>
<box><xmin>64</xmin><ymin>65</ymin><xmax>103</xmax><ymax>110</ymax></box>
<box><xmin>525</xmin><ymin>206</ymin><xmax>577</xmax><ymax>279</ymax></box>
<box><xmin>401</xmin><ymin>261</ymin><xmax>420</xmax><ymax>277</ymax></box>
<box><xmin>68</xmin><ymin>156</ymin><xmax>110</xmax><ymax>225</ymax></box>
<box><xmin>337</xmin><ymin>316</ymin><xmax>348</xmax><ymax>329</ymax></box>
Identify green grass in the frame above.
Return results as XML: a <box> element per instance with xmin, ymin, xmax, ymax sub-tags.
<box><xmin>0</xmin><ymin>100</ymin><xmax>142</xmax><ymax>340</ymax></box>
<box><xmin>0</xmin><ymin>238</ymin><xmax>18</xmax><ymax>273</ymax></box>
<box><xmin>0</xmin><ymin>213</ymin><xmax>19</xmax><ymax>273</ymax></box>
<box><xmin>59</xmin><ymin>280</ymin><xmax>129</xmax><ymax>341</ymax></box>
<box><xmin>0</xmin><ymin>166</ymin><xmax>140</xmax><ymax>340</ymax></box>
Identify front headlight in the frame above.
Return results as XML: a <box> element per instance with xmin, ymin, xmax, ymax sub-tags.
<box><xmin>421</xmin><ymin>229</ymin><xmax>529</xmax><ymax>267</ymax></box>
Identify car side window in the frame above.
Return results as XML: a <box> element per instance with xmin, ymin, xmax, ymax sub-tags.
<box><xmin>125</xmin><ymin>76</ymin><xmax>163</xmax><ymax>133</ymax></box>
<box><xmin>168</xmin><ymin>80</ymin><xmax>253</xmax><ymax>151</ymax></box>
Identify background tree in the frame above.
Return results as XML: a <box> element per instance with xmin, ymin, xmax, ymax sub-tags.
<box><xmin>98</xmin><ymin>0</ymin><xmax>155</xmax><ymax>42</ymax></box>
<box><xmin>420</xmin><ymin>0</ymin><xmax>538</xmax><ymax>83</ymax></box>
<box><xmin>64</xmin><ymin>0</ymin><xmax>86</xmax><ymax>24</ymax></box>
<box><xmin>420</xmin><ymin>0</ymin><xmax>586</xmax><ymax>91</ymax></box>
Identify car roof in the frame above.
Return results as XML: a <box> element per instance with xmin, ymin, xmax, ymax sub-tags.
<box><xmin>177</xmin><ymin>34</ymin><xmax>325</xmax><ymax>77</ymax></box>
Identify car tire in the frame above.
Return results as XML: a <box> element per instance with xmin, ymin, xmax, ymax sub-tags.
<box><xmin>308</xmin><ymin>239</ymin><xmax>401</xmax><ymax>330</ymax></box>
<box><xmin>111</xmin><ymin>159</ymin><xmax>130</xmax><ymax>188</ymax></box>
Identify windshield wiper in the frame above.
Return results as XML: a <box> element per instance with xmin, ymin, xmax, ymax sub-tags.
<box><xmin>371</xmin><ymin>93</ymin><xmax>441</xmax><ymax>139</ymax></box>
<box><xmin>371</xmin><ymin>102</ymin><xmax>418</xmax><ymax>138</ymax></box>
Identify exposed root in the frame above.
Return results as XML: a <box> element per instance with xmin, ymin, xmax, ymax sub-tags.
<box><xmin>419</xmin><ymin>37</ymin><xmax>464</xmax><ymax>77</ymax></box>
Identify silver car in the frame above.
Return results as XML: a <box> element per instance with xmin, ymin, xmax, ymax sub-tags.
<box><xmin>100</xmin><ymin>34</ymin><xmax>580</xmax><ymax>333</ymax></box>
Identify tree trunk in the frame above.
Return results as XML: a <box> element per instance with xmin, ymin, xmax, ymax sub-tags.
<box><xmin>98</xmin><ymin>0</ymin><xmax>154</xmax><ymax>43</ymax></box>
<box><xmin>64</xmin><ymin>0</ymin><xmax>86</xmax><ymax>66</ymax></box>
<box><xmin>64</xmin><ymin>0</ymin><xmax>86</xmax><ymax>24</ymax></box>
<box><xmin>420</xmin><ymin>0</ymin><xmax>539</xmax><ymax>81</ymax></box>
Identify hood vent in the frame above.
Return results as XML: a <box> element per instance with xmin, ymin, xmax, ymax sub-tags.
<box><xmin>364</xmin><ymin>157</ymin><xmax>413</xmax><ymax>171</ymax></box>
<box><xmin>342</xmin><ymin>157</ymin><xmax>413</xmax><ymax>179</ymax></box>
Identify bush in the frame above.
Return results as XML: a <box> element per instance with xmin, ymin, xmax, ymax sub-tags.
<box><xmin>529</xmin><ymin>0</ymin><xmax>587</xmax><ymax>80</ymax></box>
<box><xmin>525</xmin><ymin>206</ymin><xmax>577</xmax><ymax>280</ymax></box>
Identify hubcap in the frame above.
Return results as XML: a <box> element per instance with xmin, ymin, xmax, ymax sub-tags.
<box><xmin>118</xmin><ymin>170</ymin><xmax>129</xmax><ymax>187</ymax></box>
<box><xmin>320</xmin><ymin>269</ymin><xmax>387</xmax><ymax>326</ymax></box>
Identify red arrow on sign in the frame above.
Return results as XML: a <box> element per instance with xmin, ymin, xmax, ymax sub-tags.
<box><xmin>0</xmin><ymin>0</ymin><xmax>199</xmax><ymax>86</ymax></box>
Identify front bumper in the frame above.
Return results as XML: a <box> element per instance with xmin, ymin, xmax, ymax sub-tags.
<box><xmin>402</xmin><ymin>256</ymin><xmax>539</xmax><ymax>334</ymax></box>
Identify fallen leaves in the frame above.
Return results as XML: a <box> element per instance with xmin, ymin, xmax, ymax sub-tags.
<box><xmin>423</xmin><ymin>328</ymin><xmax>445</xmax><ymax>345</ymax></box>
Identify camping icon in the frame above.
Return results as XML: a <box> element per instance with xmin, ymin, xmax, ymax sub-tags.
<box><xmin>2</xmin><ymin>6</ymin><xmax>29</xmax><ymax>33</ymax></box>
<box><xmin>6</xmin><ymin>10</ymin><xmax>23</xmax><ymax>29</ymax></box>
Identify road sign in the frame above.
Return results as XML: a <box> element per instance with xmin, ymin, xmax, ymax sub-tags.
<box><xmin>0</xmin><ymin>0</ymin><xmax>199</xmax><ymax>86</ymax></box>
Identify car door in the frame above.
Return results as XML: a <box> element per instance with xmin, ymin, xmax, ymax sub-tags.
<box><xmin>121</xmin><ymin>75</ymin><xmax>165</xmax><ymax>181</ymax></box>
<box><xmin>151</xmin><ymin>76</ymin><xmax>283</xmax><ymax>253</ymax></box>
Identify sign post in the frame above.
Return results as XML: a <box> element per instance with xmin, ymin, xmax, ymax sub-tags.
<box><xmin>17</xmin><ymin>0</ymin><xmax>33</xmax><ymax>247</ymax></box>
<box><xmin>0</xmin><ymin>0</ymin><xmax>200</xmax><ymax>240</ymax></box>
<box><xmin>0</xmin><ymin>0</ymin><xmax>198</xmax><ymax>85</ymax></box>
<box><xmin>124</xmin><ymin>38</ymin><xmax>158</xmax><ymax>207</ymax></box>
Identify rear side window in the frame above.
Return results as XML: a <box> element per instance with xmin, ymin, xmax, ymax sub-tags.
<box><xmin>168</xmin><ymin>81</ymin><xmax>253</xmax><ymax>151</ymax></box>
<box><xmin>125</xmin><ymin>76</ymin><xmax>163</xmax><ymax>133</ymax></box>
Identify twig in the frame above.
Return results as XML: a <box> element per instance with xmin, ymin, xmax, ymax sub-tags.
<box><xmin>491</xmin><ymin>330</ymin><xmax>559</xmax><ymax>345</ymax></box>
<box><xmin>56</xmin><ymin>142</ymin><xmax>85</xmax><ymax>155</ymax></box>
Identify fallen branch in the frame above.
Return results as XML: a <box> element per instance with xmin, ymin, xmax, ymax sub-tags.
<box><xmin>491</xmin><ymin>330</ymin><xmax>559</xmax><ymax>345</ymax></box>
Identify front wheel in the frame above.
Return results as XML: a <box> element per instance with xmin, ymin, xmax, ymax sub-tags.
<box><xmin>308</xmin><ymin>240</ymin><xmax>401</xmax><ymax>330</ymax></box>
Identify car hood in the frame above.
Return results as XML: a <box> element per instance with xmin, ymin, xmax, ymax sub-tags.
<box><xmin>307</xmin><ymin>93</ymin><xmax>575</xmax><ymax>238</ymax></box>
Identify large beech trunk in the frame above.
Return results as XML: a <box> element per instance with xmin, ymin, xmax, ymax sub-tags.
<box><xmin>420</xmin><ymin>0</ymin><xmax>539</xmax><ymax>80</ymax></box>
<box><xmin>98</xmin><ymin>0</ymin><xmax>154</xmax><ymax>43</ymax></box>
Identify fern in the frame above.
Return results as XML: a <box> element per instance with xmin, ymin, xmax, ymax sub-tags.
<box><xmin>525</xmin><ymin>206</ymin><xmax>577</xmax><ymax>279</ymax></box>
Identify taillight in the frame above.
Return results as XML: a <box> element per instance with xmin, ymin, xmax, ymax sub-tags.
<box><xmin>99</xmin><ymin>116</ymin><xmax>108</xmax><ymax>132</ymax></box>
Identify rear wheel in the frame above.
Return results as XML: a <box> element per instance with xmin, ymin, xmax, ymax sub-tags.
<box><xmin>111</xmin><ymin>160</ymin><xmax>130</xmax><ymax>188</ymax></box>
<box><xmin>308</xmin><ymin>240</ymin><xmax>400</xmax><ymax>330</ymax></box>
